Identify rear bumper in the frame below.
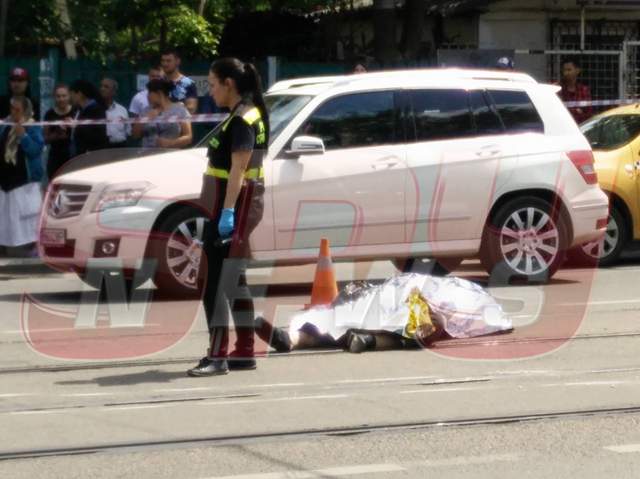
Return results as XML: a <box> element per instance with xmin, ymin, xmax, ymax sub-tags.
<box><xmin>567</xmin><ymin>187</ymin><xmax>610</xmax><ymax>246</ymax></box>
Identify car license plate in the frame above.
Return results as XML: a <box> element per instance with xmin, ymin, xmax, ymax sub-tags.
<box><xmin>40</xmin><ymin>229</ymin><xmax>66</xmax><ymax>246</ymax></box>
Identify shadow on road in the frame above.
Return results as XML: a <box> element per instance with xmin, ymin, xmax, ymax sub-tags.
<box><xmin>56</xmin><ymin>369</ymin><xmax>188</xmax><ymax>387</ymax></box>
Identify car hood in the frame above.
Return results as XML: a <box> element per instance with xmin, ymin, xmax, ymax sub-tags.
<box><xmin>54</xmin><ymin>147</ymin><xmax>208</xmax><ymax>192</ymax></box>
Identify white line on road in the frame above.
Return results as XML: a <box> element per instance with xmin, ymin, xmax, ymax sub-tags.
<box><xmin>106</xmin><ymin>404</ymin><xmax>168</xmax><ymax>412</ymax></box>
<box><xmin>560</xmin><ymin>299</ymin><xmax>640</xmax><ymax>307</ymax></box>
<box><xmin>62</xmin><ymin>392</ymin><xmax>112</xmax><ymax>398</ymax></box>
<box><xmin>206</xmin><ymin>463</ymin><xmax>406</xmax><ymax>479</ymax></box>
<box><xmin>406</xmin><ymin>453</ymin><xmax>521</xmax><ymax>468</ymax></box>
<box><xmin>0</xmin><ymin>393</ymin><xmax>35</xmax><ymax>398</ymax></box>
<box><xmin>335</xmin><ymin>376</ymin><xmax>436</xmax><ymax>384</ymax></box>
<box><xmin>202</xmin><ymin>394</ymin><xmax>350</xmax><ymax>408</ymax></box>
<box><xmin>10</xmin><ymin>409</ymin><xmax>66</xmax><ymax>416</ymax></box>
<box><xmin>400</xmin><ymin>387</ymin><xmax>477</xmax><ymax>394</ymax></box>
<box><xmin>604</xmin><ymin>444</ymin><xmax>640</xmax><ymax>454</ymax></box>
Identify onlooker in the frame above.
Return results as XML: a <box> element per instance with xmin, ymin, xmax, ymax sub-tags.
<box><xmin>353</xmin><ymin>62</ymin><xmax>367</xmax><ymax>74</ymax></box>
<box><xmin>129</xmin><ymin>66</ymin><xmax>163</xmax><ymax>118</ymax></box>
<box><xmin>132</xmin><ymin>79</ymin><xmax>192</xmax><ymax>149</ymax></box>
<box><xmin>0</xmin><ymin>97</ymin><xmax>44</xmax><ymax>256</ymax></box>
<box><xmin>69</xmin><ymin>80</ymin><xmax>108</xmax><ymax>156</ymax></box>
<box><xmin>559</xmin><ymin>57</ymin><xmax>593</xmax><ymax>124</ymax></box>
<box><xmin>496</xmin><ymin>56</ymin><xmax>515</xmax><ymax>70</ymax></box>
<box><xmin>44</xmin><ymin>84</ymin><xmax>76</xmax><ymax>180</ymax></box>
<box><xmin>161</xmin><ymin>49</ymin><xmax>198</xmax><ymax>114</ymax></box>
<box><xmin>100</xmin><ymin>77</ymin><xmax>130</xmax><ymax>148</ymax></box>
<box><xmin>0</xmin><ymin>67</ymin><xmax>40</xmax><ymax>119</ymax></box>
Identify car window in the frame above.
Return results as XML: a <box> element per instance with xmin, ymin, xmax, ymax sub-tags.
<box><xmin>265</xmin><ymin>94</ymin><xmax>313</xmax><ymax>143</ymax></box>
<box><xmin>408</xmin><ymin>89</ymin><xmax>474</xmax><ymax>142</ymax></box>
<box><xmin>469</xmin><ymin>90</ymin><xmax>504</xmax><ymax>135</ymax></box>
<box><xmin>581</xmin><ymin>115</ymin><xmax>640</xmax><ymax>150</ymax></box>
<box><xmin>487</xmin><ymin>90</ymin><xmax>545</xmax><ymax>133</ymax></box>
<box><xmin>296</xmin><ymin>91</ymin><xmax>398</xmax><ymax>151</ymax></box>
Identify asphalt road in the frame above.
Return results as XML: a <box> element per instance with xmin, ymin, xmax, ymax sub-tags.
<box><xmin>1</xmin><ymin>253</ymin><xmax>640</xmax><ymax>478</ymax></box>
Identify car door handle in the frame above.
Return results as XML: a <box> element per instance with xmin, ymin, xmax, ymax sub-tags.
<box><xmin>476</xmin><ymin>146</ymin><xmax>502</xmax><ymax>158</ymax></box>
<box><xmin>371</xmin><ymin>157</ymin><xmax>400</xmax><ymax>170</ymax></box>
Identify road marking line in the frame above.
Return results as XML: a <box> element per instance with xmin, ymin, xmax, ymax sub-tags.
<box><xmin>155</xmin><ymin>387</ymin><xmax>213</xmax><ymax>393</ymax></box>
<box><xmin>400</xmin><ymin>387</ymin><xmax>477</xmax><ymax>394</ymax></box>
<box><xmin>0</xmin><ymin>393</ymin><xmax>34</xmax><ymax>398</ymax></box>
<box><xmin>63</xmin><ymin>392</ymin><xmax>112</xmax><ymax>397</ymax></box>
<box><xmin>10</xmin><ymin>409</ymin><xmax>64</xmax><ymax>416</ymax></box>
<box><xmin>335</xmin><ymin>376</ymin><xmax>436</xmax><ymax>384</ymax></box>
<box><xmin>106</xmin><ymin>404</ymin><xmax>167</xmax><ymax>412</ymax></box>
<box><xmin>208</xmin><ymin>463</ymin><xmax>406</xmax><ymax>479</ymax></box>
<box><xmin>200</xmin><ymin>394</ymin><xmax>349</xmax><ymax>407</ymax></box>
<box><xmin>406</xmin><ymin>453</ymin><xmax>520</xmax><ymax>468</ymax></box>
<box><xmin>605</xmin><ymin>444</ymin><xmax>640</xmax><ymax>454</ymax></box>
<box><xmin>560</xmin><ymin>299</ymin><xmax>640</xmax><ymax>307</ymax></box>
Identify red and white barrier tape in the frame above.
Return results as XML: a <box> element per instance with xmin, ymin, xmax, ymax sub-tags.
<box><xmin>0</xmin><ymin>113</ymin><xmax>229</xmax><ymax>127</ymax></box>
<box><xmin>564</xmin><ymin>99</ymin><xmax>640</xmax><ymax>108</ymax></box>
<box><xmin>1</xmin><ymin>99</ymin><xmax>639</xmax><ymax>127</ymax></box>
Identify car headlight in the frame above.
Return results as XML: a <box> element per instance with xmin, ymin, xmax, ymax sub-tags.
<box><xmin>93</xmin><ymin>182</ymin><xmax>154</xmax><ymax>212</ymax></box>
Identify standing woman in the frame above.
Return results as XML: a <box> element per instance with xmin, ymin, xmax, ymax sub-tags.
<box><xmin>0</xmin><ymin>97</ymin><xmax>44</xmax><ymax>255</ymax></box>
<box><xmin>188</xmin><ymin>58</ymin><xmax>269</xmax><ymax>377</ymax></box>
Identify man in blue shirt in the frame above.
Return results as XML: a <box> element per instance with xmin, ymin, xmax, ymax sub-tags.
<box><xmin>160</xmin><ymin>48</ymin><xmax>198</xmax><ymax>114</ymax></box>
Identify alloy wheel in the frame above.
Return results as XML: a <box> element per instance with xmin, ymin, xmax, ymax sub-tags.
<box><xmin>499</xmin><ymin>207</ymin><xmax>560</xmax><ymax>276</ymax></box>
<box><xmin>165</xmin><ymin>216</ymin><xmax>208</xmax><ymax>290</ymax></box>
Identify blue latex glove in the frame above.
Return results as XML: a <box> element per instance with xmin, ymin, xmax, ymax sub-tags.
<box><xmin>218</xmin><ymin>208</ymin><xmax>235</xmax><ymax>238</ymax></box>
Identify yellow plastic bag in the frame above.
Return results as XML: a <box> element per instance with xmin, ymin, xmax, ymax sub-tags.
<box><xmin>404</xmin><ymin>287</ymin><xmax>437</xmax><ymax>341</ymax></box>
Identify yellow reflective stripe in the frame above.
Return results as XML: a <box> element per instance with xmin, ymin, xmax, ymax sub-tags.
<box><xmin>205</xmin><ymin>166</ymin><xmax>264</xmax><ymax>180</ymax></box>
<box><xmin>244</xmin><ymin>166</ymin><xmax>264</xmax><ymax>180</ymax></box>
<box><xmin>242</xmin><ymin>107</ymin><xmax>261</xmax><ymax>125</ymax></box>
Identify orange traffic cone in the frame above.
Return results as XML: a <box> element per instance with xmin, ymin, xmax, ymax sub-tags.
<box><xmin>307</xmin><ymin>238</ymin><xmax>339</xmax><ymax>308</ymax></box>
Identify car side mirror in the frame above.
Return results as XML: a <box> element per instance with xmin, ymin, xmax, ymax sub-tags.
<box><xmin>286</xmin><ymin>136</ymin><xmax>325</xmax><ymax>157</ymax></box>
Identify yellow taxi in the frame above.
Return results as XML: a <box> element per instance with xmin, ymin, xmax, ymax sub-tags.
<box><xmin>577</xmin><ymin>104</ymin><xmax>640</xmax><ymax>265</ymax></box>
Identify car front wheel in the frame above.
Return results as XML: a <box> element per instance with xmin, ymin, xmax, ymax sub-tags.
<box><xmin>480</xmin><ymin>197</ymin><xmax>569</xmax><ymax>284</ymax></box>
<box><xmin>147</xmin><ymin>208</ymin><xmax>210</xmax><ymax>298</ymax></box>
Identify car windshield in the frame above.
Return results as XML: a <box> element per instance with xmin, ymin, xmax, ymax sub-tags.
<box><xmin>581</xmin><ymin>114</ymin><xmax>640</xmax><ymax>151</ymax></box>
<box><xmin>196</xmin><ymin>94</ymin><xmax>312</xmax><ymax>148</ymax></box>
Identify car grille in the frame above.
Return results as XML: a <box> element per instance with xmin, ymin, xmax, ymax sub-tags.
<box><xmin>47</xmin><ymin>184</ymin><xmax>92</xmax><ymax>219</ymax></box>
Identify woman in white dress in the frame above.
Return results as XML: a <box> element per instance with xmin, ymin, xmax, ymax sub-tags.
<box><xmin>0</xmin><ymin>97</ymin><xmax>44</xmax><ymax>255</ymax></box>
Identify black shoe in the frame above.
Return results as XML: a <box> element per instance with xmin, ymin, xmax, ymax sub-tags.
<box><xmin>187</xmin><ymin>357</ymin><xmax>229</xmax><ymax>377</ymax></box>
<box><xmin>227</xmin><ymin>352</ymin><xmax>257</xmax><ymax>371</ymax></box>
<box><xmin>271</xmin><ymin>327</ymin><xmax>292</xmax><ymax>353</ymax></box>
<box><xmin>255</xmin><ymin>317</ymin><xmax>292</xmax><ymax>353</ymax></box>
<box><xmin>347</xmin><ymin>332</ymin><xmax>376</xmax><ymax>354</ymax></box>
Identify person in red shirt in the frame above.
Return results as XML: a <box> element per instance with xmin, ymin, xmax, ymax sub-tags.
<box><xmin>559</xmin><ymin>58</ymin><xmax>593</xmax><ymax>124</ymax></box>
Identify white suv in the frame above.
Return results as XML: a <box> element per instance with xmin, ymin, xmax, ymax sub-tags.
<box><xmin>39</xmin><ymin>69</ymin><xmax>609</xmax><ymax>294</ymax></box>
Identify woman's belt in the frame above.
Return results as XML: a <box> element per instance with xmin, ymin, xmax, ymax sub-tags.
<box><xmin>205</xmin><ymin>166</ymin><xmax>264</xmax><ymax>180</ymax></box>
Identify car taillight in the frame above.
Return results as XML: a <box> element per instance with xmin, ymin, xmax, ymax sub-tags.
<box><xmin>568</xmin><ymin>150</ymin><xmax>598</xmax><ymax>185</ymax></box>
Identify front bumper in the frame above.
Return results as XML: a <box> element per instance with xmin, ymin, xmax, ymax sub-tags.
<box><xmin>40</xmin><ymin>200</ymin><xmax>161</xmax><ymax>273</ymax></box>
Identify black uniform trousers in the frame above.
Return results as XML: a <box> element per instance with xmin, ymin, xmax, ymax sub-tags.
<box><xmin>201</xmin><ymin>179</ymin><xmax>264</xmax><ymax>359</ymax></box>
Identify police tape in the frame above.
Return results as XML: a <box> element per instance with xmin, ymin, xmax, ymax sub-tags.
<box><xmin>2</xmin><ymin>99</ymin><xmax>640</xmax><ymax>127</ymax></box>
<box><xmin>564</xmin><ymin>98</ymin><xmax>640</xmax><ymax>108</ymax></box>
<box><xmin>0</xmin><ymin>113</ymin><xmax>229</xmax><ymax>127</ymax></box>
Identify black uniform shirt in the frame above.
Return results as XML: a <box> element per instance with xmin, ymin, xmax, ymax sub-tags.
<box><xmin>206</xmin><ymin>102</ymin><xmax>266</xmax><ymax>175</ymax></box>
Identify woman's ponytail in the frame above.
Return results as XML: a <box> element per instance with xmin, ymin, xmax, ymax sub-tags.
<box><xmin>242</xmin><ymin>62</ymin><xmax>270</xmax><ymax>146</ymax></box>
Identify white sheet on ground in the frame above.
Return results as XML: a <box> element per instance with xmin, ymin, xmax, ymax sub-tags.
<box><xmin>288</xmin><ymin>274</ymin><xmax>512</xmax><ymax>340</ymax></box>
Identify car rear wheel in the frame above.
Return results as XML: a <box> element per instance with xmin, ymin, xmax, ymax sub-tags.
<box><xmin>570</xmin><ymin>207</ymin><xmax>626</xmax><ymax>268</ymax></box>
<box><xmin>480</xmin><ymin>197</ymin><xmax>569</xmax><ymax>284</ymax></box>
<box><xmin>147</xmin><ymin>208</ymin><xmax>210</xmax><ymax>298</ymax></box>
<box><xmin>392</xmin><ymin>257</ymin><xmax>463</xmax><ymax>276</ymax></box>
